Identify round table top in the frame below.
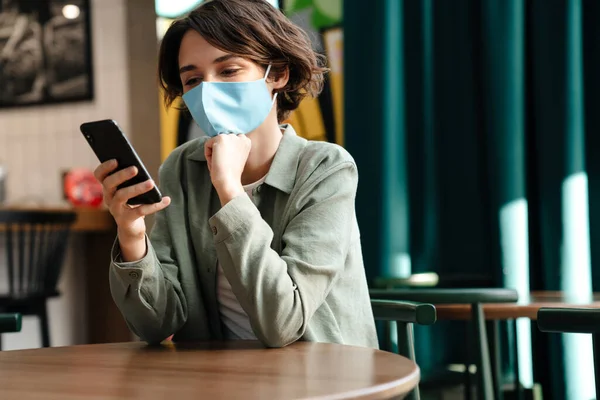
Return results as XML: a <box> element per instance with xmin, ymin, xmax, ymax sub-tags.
<box><xmin>0</xmin><ymin>341</ymin><xmax>419</xmax><ymax>400</ymax></box>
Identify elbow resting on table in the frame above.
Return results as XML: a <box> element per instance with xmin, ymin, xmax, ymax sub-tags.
<box><xmin>257</xmin><ymin>320</ymin><xmax>305</xmax><ymax>348</ymax></box>
<box><xmin>125</xmin><ymin>317</ymin><xmax>177</xmax><ymax>346</ymax></box>
<box><xmin>261</xmin><ymin>333</ymin><xmax>299</xmax><ymax>349</ymax></box>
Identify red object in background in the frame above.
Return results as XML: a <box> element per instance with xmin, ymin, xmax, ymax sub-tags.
<box><xmin>64</xmin><ymin>168</ymin><xmax>104</xmax><ymax>207</ymax></box>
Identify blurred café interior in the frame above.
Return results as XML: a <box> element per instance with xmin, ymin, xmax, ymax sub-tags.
<box><xmin>1</xmin><ymin>0</ymin><xmax>600</xmax><ymax>399</ymax></box>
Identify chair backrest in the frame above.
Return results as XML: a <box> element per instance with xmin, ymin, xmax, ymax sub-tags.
<box><xmin>371</xmin><ymin>299</ymin><xmax>436</xmax><ymax>357</ymax></box>
<box><xmin>0</xmin><ymin>313</ymin><xmax>22</xmax><ymax>333</ymax></box>
<box><xmin>371</xmin><ymin>299</ymin><xmax>437</xmax><ymax>325</ymax></box>
<box><xmin>0</xmin><ymin>211</ymin><xmax>76</xmax><ymax>299</ymax></box>
<box><xmin>537</xmin><ymin>307</ymin><xmax>600</xmax><ymax>397</ymax></box>
<box><xmin>538</xmin><ymin>307</ymin><xmax>600</xmax><ymax>334</ymax></box>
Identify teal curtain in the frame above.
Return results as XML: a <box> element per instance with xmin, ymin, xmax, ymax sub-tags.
<box><xmin>345</xmin><ymin>0</ymin><xmax>598</xmax><ymax>398</ymax></box>
<box><xmin>585</xmin><ymin>0</ymin><xmax>600</xmax><ymax>292</ymax></box>
<box><xmin>344</xmin><ymin>0</ymin><xmax>409</xmax><ymax>282</ymax></box>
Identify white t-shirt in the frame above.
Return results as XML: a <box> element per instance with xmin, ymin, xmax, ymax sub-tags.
<box><xmin>217</xmin><ymin>176</ymin><xmax>266</xmax><ymax>340</ymax></box>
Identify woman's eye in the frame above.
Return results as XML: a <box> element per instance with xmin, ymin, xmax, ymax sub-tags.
<box><xmin>221</xmin><ymin>69</ymin><xmax>240</xmax><ymax>77</ymax></box>
<box><xmin>185</xmin><ymin>77</ymin><xmax>200</xmax><ymax>86</ymax></box>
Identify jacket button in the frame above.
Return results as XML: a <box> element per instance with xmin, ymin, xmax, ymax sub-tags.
<box><xmin>212</xmin><ymin>226</ymin><xmax>218</xmax><ymax>235</ymax></box>
<box><xmin>129</xmin><ymin>271</ymin><xmax>139</xmax><ymax>279</ymax></box>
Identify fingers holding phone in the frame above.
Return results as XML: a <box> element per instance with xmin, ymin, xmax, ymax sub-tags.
<box><xmin>98</xmin><ymin>164</ymin><xmax>138</xmax><ymax>202</ymax></box>
<box><xmin>93</xmin><ymin>159</ymin><xmax>170</xmax><ymax>238</ymax></box>
<box><xmin>83</xmin><ymin>119</ymin><xmax>169</xmax><ymax>262</ymax></box>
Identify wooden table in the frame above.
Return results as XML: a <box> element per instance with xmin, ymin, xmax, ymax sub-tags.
<box><xmin>434</xmin><ymin>291</ymin><xmax>600</xmax><ymax>320</ymax></box>
<box><xmin>0</xmin><ymin>341</ymin><xmax>419</xmax><ymax>400</ymax></box>
<box><xmin>432</xmin><ymin>291</ymin><xmax>600</xmax><ymax>400</ymax></box>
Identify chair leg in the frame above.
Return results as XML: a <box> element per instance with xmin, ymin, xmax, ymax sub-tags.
<box><xmin>397</xmin><ymin>322</ymin><xmax>420</xmax><ymax>400</ymax></box>
<box><xmin>593</xmin><ymin>333</ymin><xmax>600</xmax><ymax>399</ymax></box>
<box><xmin>383</xmin><ymin>320</ymin><xmax>393</xmax><ymax>352</ymax></box>
<box><xmin>472</xmin><ymin>303</ymin><xmax>494</xmax><ymax>400</ymax></box>
<box><xmin>465</xmin><ymin>323</ymin><xmax>472</xmax><ymax>400</ymax></box>
<box><xmin>39</xmin><ymin>303</ymin><xmax>50</xmax><ymax>348</ymax></box>
<box><xmin>396</xmin><ymin>321</ymin><xmax>415</xmax><ymax>361</ymax></box>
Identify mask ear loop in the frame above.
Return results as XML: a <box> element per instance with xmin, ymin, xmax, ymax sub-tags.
<box><xmin>264</xmin><ymin>64</ymin><xmax>272</xmax><ymax>79</ymax></box>
<box><xmin>265</xmin><ymin>64</ymin><xmax>278</xmax><ymax>105</ymax></box>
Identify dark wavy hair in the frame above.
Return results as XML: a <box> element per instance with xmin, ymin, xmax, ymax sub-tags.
<box><xmin>158</xmin><ymin>0</ymin><xmax>328</xmax><ymax>122</ymax></box>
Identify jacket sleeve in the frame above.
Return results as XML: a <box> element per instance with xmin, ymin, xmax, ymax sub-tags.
<box><xmin>209</xmin><ymin>161</ymin><xmax>358</xmax><ymax>347</ymax></box>
<box><xmin>108</xmin><ymin>192</ymin><xmax>187</xmax><ymax>344</ymax></box>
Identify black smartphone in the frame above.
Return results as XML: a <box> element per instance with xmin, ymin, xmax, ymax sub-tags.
<box><xmin>80</xmin><ymin>119</ymin><xmax>162</xmax><ymax>205</ymax></box>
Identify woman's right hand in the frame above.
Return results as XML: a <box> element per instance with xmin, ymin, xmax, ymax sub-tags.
<box><xmin>94</xmin><ymin>160</ymin><xmax>171</xmax><ymax>261</ymax></box>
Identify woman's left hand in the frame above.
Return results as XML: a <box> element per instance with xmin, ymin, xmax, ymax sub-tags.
<box><xmin>205</xmin><ymin>134</ymin><xmax>251</xmax><ymax>204</ymax></box>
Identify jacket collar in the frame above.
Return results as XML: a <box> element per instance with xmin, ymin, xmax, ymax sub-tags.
<box><xmin>186</xmin><ymin>124</ymin><xmax>306</xmax><ymax>194</ymax></box>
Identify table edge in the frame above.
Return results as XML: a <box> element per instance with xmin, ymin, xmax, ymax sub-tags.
<box><xmin>307</xmin><ymin>366</ymin><xmax>420</xmax><ymax>400</ymax></box>
<box><xmin>0</xmin><ymin>341</ymin><xmax>421</xmax><ymax>400</ymax></box>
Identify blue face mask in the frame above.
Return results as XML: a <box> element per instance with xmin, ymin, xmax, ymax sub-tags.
<box><xmin>182</xmin><ymin>65</ymin><xmax>277</xmax><ymax>137</ymax></box>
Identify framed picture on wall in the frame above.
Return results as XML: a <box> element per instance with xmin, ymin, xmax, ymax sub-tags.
<box><xmin>0</xmin><ymin>0</ymin><xmax>93</xmax><ymax>108</ymax></box>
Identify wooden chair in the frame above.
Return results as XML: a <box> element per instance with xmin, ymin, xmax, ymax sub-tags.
<box><xmin>537</xmin><ymin>307</ymin><xmax>600</xmax><ymax>397</ymax></box>
<box><xmin>371</xmin><ymin>299</ymin><xmax>437</xmax><ymax>400</ymax></box>
<box><xmin>0</xmin><ymin>211</ymin><xmax>76</xmax><ymax>349</ymax></box>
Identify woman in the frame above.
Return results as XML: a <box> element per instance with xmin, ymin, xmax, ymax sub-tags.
<box><xmin>95</xmin><ymin>0</ymin><xmax>377</xmax><ymax>348</ymax></box>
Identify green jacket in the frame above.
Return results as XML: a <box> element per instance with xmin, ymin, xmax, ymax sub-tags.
<box><xmin>109</xmin><ymin>125</ymin><xmax>378</xmax><ymax>348</ymax></box>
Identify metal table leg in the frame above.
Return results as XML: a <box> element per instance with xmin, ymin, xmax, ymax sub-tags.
<box><xmin>512</xmin><ymin>319</ymin><xmax>523</xmax><ymax>400</ymax></box>
<box><xmin>473</xmin><ymin>303</ymin><xmax>494</xmax><ymax>400</ymax></box>
<box><xmin>491</xmin><ymin>320</ymin><xmax>504</xmax><ymax>400</ymax></box>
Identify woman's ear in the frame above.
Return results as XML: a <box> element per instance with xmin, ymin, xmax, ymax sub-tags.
<box><xmin>269</xmin><ymin>66</ymin><xmax>289</xmax><ymax>92</ymax></box>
